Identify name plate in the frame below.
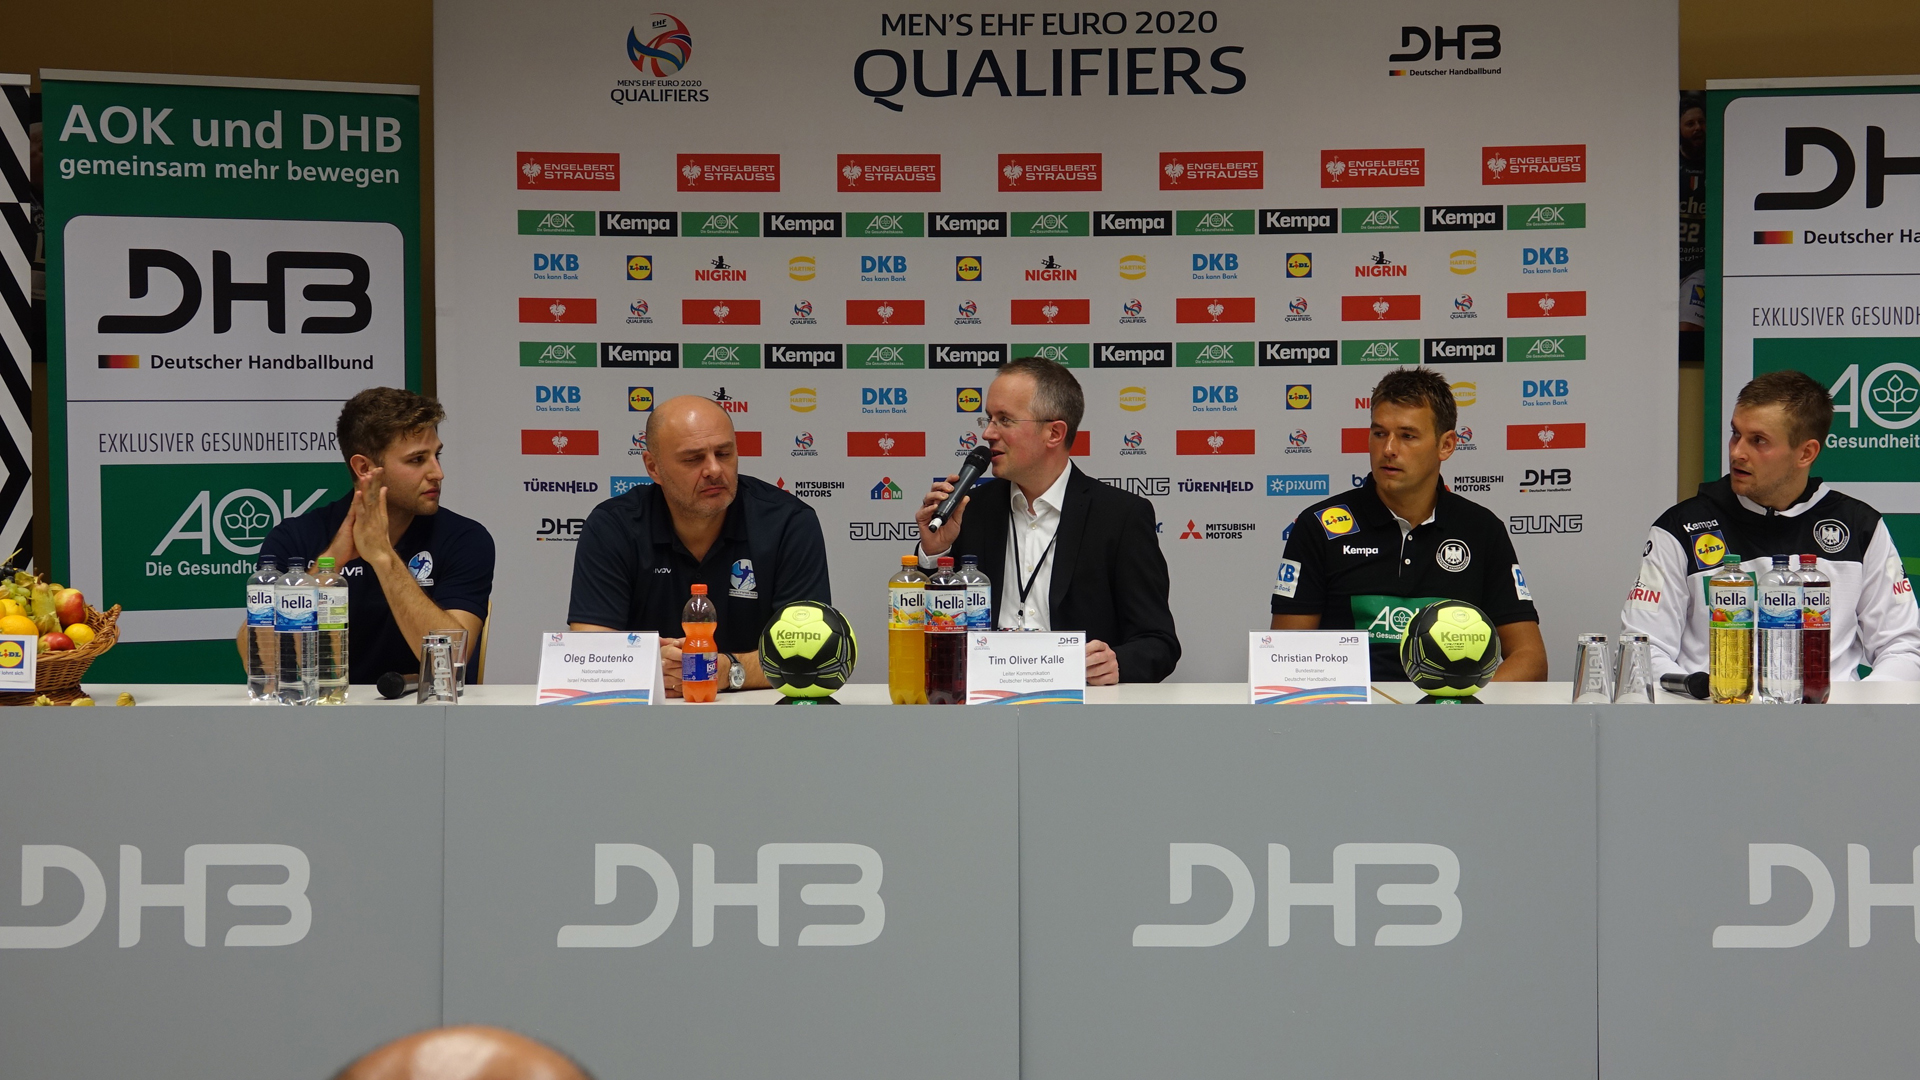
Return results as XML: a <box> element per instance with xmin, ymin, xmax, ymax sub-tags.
<box><xmin>0</xmin><ymin>634</ymin><xmax>36</xmax><ymax>691</ymax></box>
<box><xmin>537</xmin><ymin>631</ymin><xmax>659</xmax><ymax>705</ymax></box>
<box><xmin>1248</xmin><ymin>630</ymin><xmax>1371</xmax><ymax>704</ymax></box>
<box><xmin>966</xmin><ymin>630</ymin><xmax>1086</xmax><ymax>705</ymax></box>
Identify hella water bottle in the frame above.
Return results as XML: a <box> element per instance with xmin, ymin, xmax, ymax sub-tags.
<box><xmin>246</xmin><ymin>556</ymin><xmax>279</xmax><ymax>702</ymax></box>
<box><xmin>1707</xmin><ymin>554</ymin><xmax>1754</xmax><ymax>704</ymax></box>
<box><xmin>924</xmin><ymin>556</ymin><xmax>968</xmax><ymax>704</ymax></box>
<box><xmin>274</xmin><ymin>557</ymin><xmax>318</xmax><ymax>705</ymax></box>
<box><xmin>1756</xmin><ymin>554</ymin><xmax>1803</xmax><ymax>704</ymax></box>
<box><xmin>1798</xmin><ymin>553</ymin><xmax>1831</xmax><ymax>704</ymax></box>
<box><xmin>313</xmin><ymin>556</ymin><xmax>349</xmax><ymax>705</ymax></box>
<box><xmin>958</xmin><ymin>554</ymin><xmax>993</xmax><ymax>630</ymax></box>
<box><xmin>888</xmin><ymin>555</ymin><xmax>928</xmax><ymax>704</ymax></box>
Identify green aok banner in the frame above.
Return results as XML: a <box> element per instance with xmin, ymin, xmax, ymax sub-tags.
<box><xmin>43</xmin><ymin>70</ymin><xmax>420</xmax><ymax>681</ymax></box>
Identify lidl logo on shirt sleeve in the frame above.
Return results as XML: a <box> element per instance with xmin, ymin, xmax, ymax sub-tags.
<box><xmin>1691</xmin><ymin>530</ymin><xmax>1726</xmax><ymax>570</ymax></box>
<box><xmin>1318</xmin><ymin>505</ymin><xmax>1356</xmax><ymax>538</ymax></box>
<box><xmin>1273</xmin><ymin>557</ymin><xmax>1302</xmax><ymax>598</ymax></box>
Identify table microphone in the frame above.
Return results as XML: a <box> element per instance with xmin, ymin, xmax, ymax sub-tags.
<box><xmin>927</xmin><ymin>445</ymin><xmax>994</xmax><ymax>533</ymax></box>
<box><xmin>1660</xmin><ymin>671</ymin><xmax>1709</xmax><ymax>700</ymax></box>
<box><xmin>377</xmin><ymin>671</ymin><xmax>419</xmax><ymax>700</ymax></box>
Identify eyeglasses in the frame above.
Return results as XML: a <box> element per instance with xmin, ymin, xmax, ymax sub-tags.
<box><xmin>975</xmin><ymin>414</ymin><xmax>1060</xmax><ymax>430</ymax></box>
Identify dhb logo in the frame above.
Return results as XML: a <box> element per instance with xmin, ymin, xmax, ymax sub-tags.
<box><xmin>1756</xmin><ymin>127</ymin><xmax>1920</xmax><ymax>209</ymax></box>
<box><xmin>0</xmin><ymin>844</ymin><xmax>311</xmax><ymax>949</ymax></box>
<box><xmin>98</xmin><ymin>248</ymin><xmax>372</xmax><ymax>335</ymax></box>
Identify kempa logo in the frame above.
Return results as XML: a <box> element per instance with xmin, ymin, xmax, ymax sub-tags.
<box><xmin>765</xmin><ymin>213</ymin><xmax>842</xmax><ymax>237</ymax></box>
<box><xmin>1711</xmin><ymin>843</ymin><xmax>1920</xmax><ymax>948</ymax></box>
<box><xmin>154</xmin><ymin>486</ymin><xmax>326</xmax><ymax>558</ymax></box>
<box><xmin>1425</xmin><ymin>204</ymin><xmax>1502</xmax><ymax>230</ymax></box>
<box><xmin>930</xmin><ymin>212</ymin><xmax>1006</xmax><ymax>237</ymax></box>
<box><xmin>599</xmin><ymin>211</ymin><xmax>677</xmax><ymax>236</ymax></box>
<box><xmin>0</xmin><ymin>844</ymin><xmax>311</xmax><ymax>949</ymax></box>
<box><xmin>554</xmin><ymin>843</ymin><xmax>883</xmax><ymax>948</ymax></box>
<box><xmin>1132</xmin><ymin>843</ymin><xmax>1461</xmax><ymax>947</ymax></box>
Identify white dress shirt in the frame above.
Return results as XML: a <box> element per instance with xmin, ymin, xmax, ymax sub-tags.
<box><xmin>1000</xmin><ymin>464</ymin><xmax>1072</xmax><ymax>630</ymax></box>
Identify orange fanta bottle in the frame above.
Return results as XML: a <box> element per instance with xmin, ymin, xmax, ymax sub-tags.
<box><xmin>681</xmin><ymin>583</ymin><xmax>719</xmax><ymax>702</ymax></box>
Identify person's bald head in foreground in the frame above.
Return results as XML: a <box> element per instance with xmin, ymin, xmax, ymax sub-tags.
<box><xmin>642</xmin><ymin>394</ymin><xmax>740</xmax><ymax>525</ymax></box>
<box><xmin>335</xmin><ymin>1025</ymin><xmax>593</xmax><ymax>1080</ymax></box>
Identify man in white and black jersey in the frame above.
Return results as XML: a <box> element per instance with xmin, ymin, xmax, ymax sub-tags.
<box><xmin>1621</xmin><ymin>370</ymin><xmax>1920</xmax><ymax>681</ymax></box>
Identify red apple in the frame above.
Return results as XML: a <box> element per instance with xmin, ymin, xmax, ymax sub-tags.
<box><xmin>53</xmin><ymin>589</ymin><xmax>85</xmax><ymax>628</ymax></box>
<box><xmin>43</xmin><ymin>632</ymin><xmax>73</xmax><ymax>651</ymax></box>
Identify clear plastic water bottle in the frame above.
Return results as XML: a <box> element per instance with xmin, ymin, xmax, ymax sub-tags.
<box><xmin>246</xmin><ymin>556</ymin><xmax>279</xmax><ymax>702</ymax></box>
<box><xmin>958</xmin><ymin>554</ymin><xmax>993</xmax><ymax>631</ymax></box>
<box><xmin>1708</xmin><ymin>553</ymin><xmax>1754</xmax><ymax>704</ymax></box>
<box><xmin>313</xmin><ymin>556</ymin><xmax>349</xmax><ymax>705</ymax></box>
<box><xmin>274</xmin><ymin>557</ymin><xmax>318</xmax><ymax>705</ymax></box>
<box><xmin>1756</xmin><ymin>554</ymin><xmax>1802</xmax><ymax>704</ymax></box>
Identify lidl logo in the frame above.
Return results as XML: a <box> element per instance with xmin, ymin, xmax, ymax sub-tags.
<box><xmin>789</xmin><ymin>256</ymin><xmax>816</xmax><ymax>281</ymax></box>
<box><xmin>1693</xmin><ymin>530</ymin><xmax>1727</xmax><ymax>569</ymax></box>
<box><xmin>1286</xmin><ymin>252</ymin><xmax>1312</xmax><ymax>278</ymax></box>
<box><xmin>0</xmin><ymin>640</ymin><xmax>21</xmax><ymax>669</ymax></box>
<box><xmin>628</xmin><ymin>386</ymin><xmax>654</xmax><ymax>412</ymax></box>
<box><xmin>956</xmin><ymin>387</ymin><xmax>983</xmax><ymax>413</ymax></box>
<box><xmin>1286</xmin><ymin>384</ymin><xmax>1312</xmax><ymax>410</ymax></box>
<box><xmin>790</xmin><ymin>387</ymin><xmax>817</xmax><ymax>413</ymax></box>
<box><xmin>1319</xmin><ymin>505</ymin><xmax>1357</xmax><ymax>538</ymax></box>
<box><xmin>956</xmin><ymin>255</ymin><xmax>982</xmax><ymax>281</ymax></box>
<box><xmin>626</xmin><ymin>255</ymin><xmax>653</xmax><ymax>280</ymax></box>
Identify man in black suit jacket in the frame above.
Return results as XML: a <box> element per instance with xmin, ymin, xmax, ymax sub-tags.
<box><xmin>915</xmin><ymin>357</ymin><xmax>1181</xmax><ymax>683</ymax></box>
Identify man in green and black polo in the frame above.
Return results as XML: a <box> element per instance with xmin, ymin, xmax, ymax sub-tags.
<box><xmin>1271</xmin><ymin>367</ymin><xmax>1548</xmax><ymax>682</ymax></box>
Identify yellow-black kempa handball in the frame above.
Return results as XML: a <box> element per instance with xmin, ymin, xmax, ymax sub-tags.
<box><xmin>759</xmin><ymin>601</ymin><xmax>858</xmax><ymax>698</ymax></box>
<box><xmin>1398</xmin><ymin>600</ymin><xmax>1502</xmax><ymax>698</ymax></box>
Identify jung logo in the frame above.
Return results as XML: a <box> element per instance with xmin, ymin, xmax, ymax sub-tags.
<box><xmin>1714</xmin><ymin>842</ymin><xmax>1920</xmax><ymax>948</ymax></box>
<box><xmin>0</xmin><ymin>844</ymin><xmax>311</xmax><ymax>949</ymax></box>
<box><xmin>1131</xmin><ymin>842</ymin><xmax>1461</xmax><ymax>948</ymax></box>
<box><xmin>556</xmin><ymin>842</ymin><xmax>885</xmax><ymax>948</ymax></box>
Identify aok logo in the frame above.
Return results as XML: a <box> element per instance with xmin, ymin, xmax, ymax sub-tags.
<box><xmin>1756</xmin><ymin>127</ymin><xmax>1920</xmax><ymax>210</ymax></box>
<box><xmin>154</xmin><ymin>486</ymin><xmax>327</xmax><ymax>557</ymax></box>
<box><xmin>1712</xmin><ymin>843</ymin><xmax>1920</xmax><ymax>948</ymax></box>
<box><xmin>1132</xmin><ymin>843</ymin><xmax>1461</xmax><ymax>947</ymax></box>
<box><xmin>555</xmin><ymin>843</ymin><xmax>884</xmax><ymax>948</ymax></box>
<box><xmin>0</xmin><ymin>844</ymin><xmax>310</xmax><ymax>949</ymax></box>
<box><xmin>1829</xmin><ymin>362</ymin><xmax>1920</xmax><ymax>432</ymax></box>
<box><xmin>96</xmin><ymin>248</ymin><xmax>372</xmax><ymax>335</ymax></box>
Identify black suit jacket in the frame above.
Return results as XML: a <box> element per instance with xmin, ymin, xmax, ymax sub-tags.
<box><xmin>946</xmin><ymin>464</ymin><xmax>1181</xmax><ymax>683</ymax></box>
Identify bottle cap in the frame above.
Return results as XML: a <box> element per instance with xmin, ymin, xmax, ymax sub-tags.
<box><xmin>1773</xmin><ymin>554</ymin><xmax>1789</xmax><ymax>566</ymax></box>
<box><xmin>961</xmin><ymin>554</ymin><xmax>979</xmax><ymax>565</ymax></box>
<box><xmin>900</xmin><ymin>554</ymin><xmax>918</xmax><ymax>566</ymax></box>
<box><xmin>938</xmin><ymin>556</ymin><xmax>954</xmax><ymax>568</ymax></box>
<box><xmin>1800</xmin><ymin>554</ymin><xmax>1817</xmax><ymax>566</ymax></box>
<box><xmin>285</xmin><ymin>557</ymin><xmax>305</xmax><ymax>571</ymax></box>
<box><xmin>691</xmin><ymin>583</ymin><xmax>708</xmax><ymax>595</ymax></box>
<box><xmin>317</xmin><ymin>556</ymin><xmax>335</xmax><ymax>570</ymax></box>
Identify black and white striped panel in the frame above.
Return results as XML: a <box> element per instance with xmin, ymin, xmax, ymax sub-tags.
<box><xmin>0</xmin><ymin>75</ymin><xmax>34</xmax><ymax>570</ymax></box>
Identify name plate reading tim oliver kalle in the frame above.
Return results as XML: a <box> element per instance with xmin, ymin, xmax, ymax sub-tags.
<box><xmin>967</xmin><ymin>631</ymin><xmax>1086</xmax><ymax>705</ymax></box>
<box><xmin>1248</xmin><ymin>630</ymin><xmax>1371</xmax><ymax>704</ymax></box>
<box><xmin>537</xmin><ymin>631</ymin><xmax>659</xmax><ymax>705</ymax></box>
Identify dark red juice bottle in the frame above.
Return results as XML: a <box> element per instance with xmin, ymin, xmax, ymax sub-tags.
<box><xmin>924</xmin><ymin>556</ymin><xmax>969</xmax><ymax>704</ymax></box>
<box><xmin>1799</xmin><ymin>554</ymin><xmax>1830</xmax><ymax>704</ymax></box>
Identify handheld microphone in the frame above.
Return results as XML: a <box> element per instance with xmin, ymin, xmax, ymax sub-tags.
<box><xmin>377</xmin><ymin>671</ymin><xmax>419</xmax><ymax>700</ymax></box>
<box><xmin>1659</xmin><ymin>671</ymin><xmax>1710</xmax><ymax>700</ymax></box>
<box><xmin>927</xmin><ymin>445</ymin><xmax>994</xmax><ymax>533</ymax></box>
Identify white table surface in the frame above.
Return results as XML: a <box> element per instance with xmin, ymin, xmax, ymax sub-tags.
<box><xmin>75</xmin><ymin>680</ymin><xmax>1920</xmax><ymax>707</ymax></box>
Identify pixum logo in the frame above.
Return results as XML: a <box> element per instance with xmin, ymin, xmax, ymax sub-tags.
<box><xmin>1159</xmin><ymin>151</ymin><xmax>1263</xmax><ymax>189</ymax></box>
<box><xmin>1483</xmin><ymin>144</ymin><xmax>1586</xmax><ymax>185</ymax></box>
<box><xmin>517</xmin><ymin>153</ymin><xmax>619</xmax><ymax>190</ymax></box>
<box><xmin>676</xmin><ymin>153</ymin><xmax>780</xmax><ymax>191</ymax></box>
<box><xmin>1131</xmin><ymin>843</ymin><xmax>1460</xmax><ymax>948</ymax></box>
<box><xmin>554</xmin><ymin>843</ymin><xmax>883</xmax><ymax>948</ymax></box>
<box><xmin>998</xmin><ymin>152</ymin><xmax>1102</xmax><ymax>191</ymax></box>
<box><xmin>1321</xmin><ymin>148</ymin><xmax>1424</xmax><ymax>187</ymax></box>
<box><xmin>838</xmin><ymin>153</ymin><xmax>940</xmax><ymax>191</ymax></box>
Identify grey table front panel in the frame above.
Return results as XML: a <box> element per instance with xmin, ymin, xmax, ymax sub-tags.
<box><xmin>1019</xmin><ymin>707</ymin><xmax>1599</xmax><ymax>1080</ymax></box>
<box><xmin>1598</xmin><ymin>706</ymin><xmax>1920</xmax><ymax>1079</ymax></box>
<box><xmin>441</xmin><ymin>708</ymin><xmax>1020</xmax><ymax>1080</ymax></box>
<box><xmin>0</xmin><ymin>708</ymin><xmax>447</xmax><ymax>1080</ymax></box>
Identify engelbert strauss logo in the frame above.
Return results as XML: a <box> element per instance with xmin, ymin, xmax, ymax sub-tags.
<box><xmin>628</xmin><ymin>14</ymin><xmax>693</xmax><ymax>76</ymax></box>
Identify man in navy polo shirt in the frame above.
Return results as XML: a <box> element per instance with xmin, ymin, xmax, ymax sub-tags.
<box><xmin>568</xmin><ymin>394</ymin><xmax>831</xmax><ymax>695</ymax></box>
<box><xmin>1271</xmin><ymin>367</ymin><xmax>1547</xmax><ymax>682</ymax></box>
<box><xmin>241</xmin><ymin>388</ymin><xmax>495</xmax><ymax>684</ymax></box>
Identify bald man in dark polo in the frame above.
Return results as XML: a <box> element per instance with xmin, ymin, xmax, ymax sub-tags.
<box><xmin>333</xmin><ymin>1025</ymin><xmax>592</xmax><ymax>1080</ymax></box>
<box><xmin>567</xmin><ymin>394</ymin><xmax>831</xmax><ymax>695</ymax></box>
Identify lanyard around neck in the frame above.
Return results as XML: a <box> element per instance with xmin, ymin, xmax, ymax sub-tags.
<box><xmin>1009</xmin><ymin>503</ymin><xmax>1058</xmax><ymax>610</ymax></box>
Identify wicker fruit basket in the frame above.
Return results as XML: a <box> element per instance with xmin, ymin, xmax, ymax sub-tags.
<box><xmin>0</xmin><ymin>604</ymin><xmax>121</xmax><ymax>706</ymax></box>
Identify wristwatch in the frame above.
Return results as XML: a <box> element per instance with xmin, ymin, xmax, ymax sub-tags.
<box><xmin>722</xmin><ymin>652</ymin><xmax>746</xmax><ymax>692</ymax></box>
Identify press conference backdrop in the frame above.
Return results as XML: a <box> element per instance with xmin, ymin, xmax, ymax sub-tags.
<box><xmin>1711</xmin><ymin>78</ymin><xmax>1920</xmax><ymax>573</ymax></box>
<box><xmin>42</xmin><ymin>71</ymin><xmax>421</xmax><ymax>681</ymax></box>
<box><xmin>436</xmin><ymin>0</ymin><xmax>1677</xmax><ymax>682</ymax></box>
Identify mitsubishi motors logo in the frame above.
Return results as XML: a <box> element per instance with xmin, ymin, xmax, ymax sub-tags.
<box><xmin>1180</xmin><ymin>520</ymin><xmax>1202</xmax><ymax>539</ymax></box>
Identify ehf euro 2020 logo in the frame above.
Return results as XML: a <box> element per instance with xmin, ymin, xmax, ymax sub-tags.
<box><xmin>628</xmin><ymin>14</ymin><xmax>693</xmax><ymax>76</ymax></box>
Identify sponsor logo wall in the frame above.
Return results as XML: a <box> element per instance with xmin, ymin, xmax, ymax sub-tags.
<box><xmin>438</xmin><ymin>0</ymin><xmax>1674</xmax><ymax>682</ymax></box>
